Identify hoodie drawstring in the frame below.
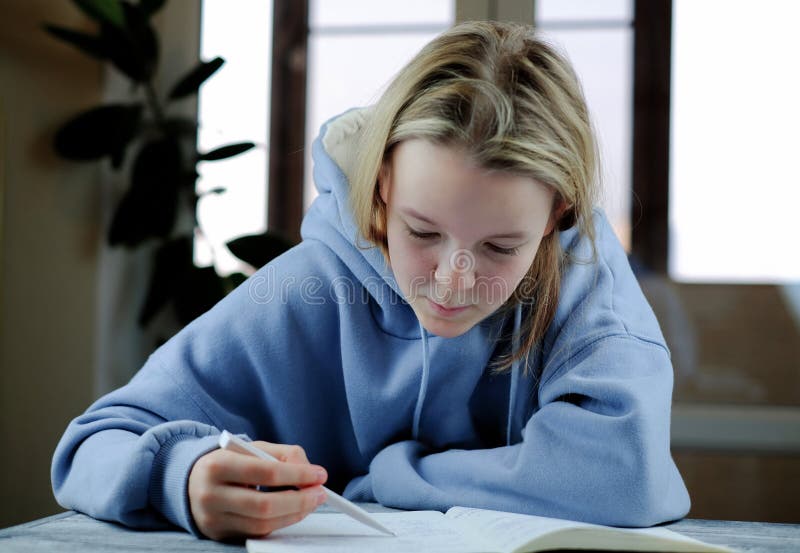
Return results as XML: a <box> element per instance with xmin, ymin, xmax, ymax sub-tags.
<box><xmin>412</xmin><ymin>320</ymin><xmax>430</xmax><ymax>440</ymax></box>
<box><xmin>506</xmin><ymin>303</ymin><xmax>522</xmax><ymax>446</ymax></box>
<box><xmin>413</xmin><ymin>304</ymin><xmax>521</xmax><ymax>445</ymax></box>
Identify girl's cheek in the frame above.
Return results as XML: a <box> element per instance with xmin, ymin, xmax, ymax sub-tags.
<box><xmin>488</xmin><ymin>266</ymin><xmax>525</xmax><ymax>305</ymax></box>
<box><xmin>400</xmin><ymin>238</ymin><xmax>435</xmax><ymax>272</ymax></box>
<box><xmin>410</xmin><ymin>249</ymin><xmax>436</xmax><ymax>280</ymax></box>
<box><xmin>392</xmin><ymin>238</ymin><xmax>414</xmax><ymax>264</ymax></box>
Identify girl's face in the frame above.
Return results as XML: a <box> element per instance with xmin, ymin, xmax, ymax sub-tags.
<box><xmin>379</xmin><ymin>139</ymin><xmax>557</xmax><ymax>338</ymax></box>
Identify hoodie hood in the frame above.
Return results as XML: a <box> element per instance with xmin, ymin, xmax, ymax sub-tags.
<box><xmin>301</xmin><ymin>109</ymin><xmax>427</xmax><ymax>339</ymax></box>
<box><xmin>301</xmin><ymin>109</ymin><xmax>400</xmax><ymax>297</ymax></box>
<box><xmin>300</xmin><ymin>108</ymin><xmax>523</xmax><ymax>444</ymax></box>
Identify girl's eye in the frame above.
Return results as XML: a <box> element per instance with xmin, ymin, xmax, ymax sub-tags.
<box><xmin>486</xmin><ymin>243</ymin><xmax>519</xmax><ymax>256</ymax></box>
<box><xmin>406</xmin><ymin>227</ymin><xmax>439</xmax><ymax>240</ymax></box>
<box><xmin>405</xmin><ymin>224</ymin><xmax>517</xmax><ymax>255</ymax></box>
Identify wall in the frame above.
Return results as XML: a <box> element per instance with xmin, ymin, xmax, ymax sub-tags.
<box><xmin>0</xmin><ymin>0</ymin><xmax>102</xmax><ymax>527</ymax></box>
<box><xmin>0</xmin><ymin>0</ymin><xmax>200</xmax><ymax>528</ymax></box>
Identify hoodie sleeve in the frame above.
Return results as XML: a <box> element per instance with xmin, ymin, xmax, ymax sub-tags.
<box><xmin>51</xmin><ymin>240</ymin><xmax>351</xmax><ymax>536</ymax></box>
<box><xmin>51</xmin><ymin>382</ymin><xmax>222</xmax><ymax>536</ymax></box>
<box><xmin>351</xmin><ymin>333</ymin><xmax>690</xmax><ymax>527</ymax></box>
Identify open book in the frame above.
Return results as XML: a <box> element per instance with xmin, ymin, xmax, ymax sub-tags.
<box><xmin>247</xmin><ymin>507</ymin><xmax>734</xmax><ymax>553</ymax></box>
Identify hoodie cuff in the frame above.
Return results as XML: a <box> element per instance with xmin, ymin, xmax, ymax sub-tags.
<box><xmin>149</xmin><ymin>432</ymin><xmax>221</xmax><ymax>537</ymax></box>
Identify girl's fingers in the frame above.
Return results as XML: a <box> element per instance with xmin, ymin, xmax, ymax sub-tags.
<box><xmin>189</xmin><ymin>448</ymin><xmax>328</xmax><ymax>542</ymax></box>
<box><xmin>218</xmin><ymin>485</ymin><xmax>327</xmax><ymax>520</ymax></box>
<box><xmin>209</xmin><ymin>450</ymin><xmax>327</xmax><ymax>488</ymax></box>
<box><xmin>251</xmin><ymin>441</ymin><xmax>310</xmax><ymax>464</ymax></box>
<box><xmin>205</xmin><ymin>510</ymin><xmax>313</xmax><ymax>541</ymax></box>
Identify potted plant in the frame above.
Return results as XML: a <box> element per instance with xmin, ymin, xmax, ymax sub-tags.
<box><xmin>44</xmin><ymin>0</ymin><xmax>293</xmax><ymax>337</ymax></box>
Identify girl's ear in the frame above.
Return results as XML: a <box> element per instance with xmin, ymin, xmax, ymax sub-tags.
<box><xmin>544</xmin><ymin>198</ymin><xmax>569</xmax><ymax>236</ymax></box>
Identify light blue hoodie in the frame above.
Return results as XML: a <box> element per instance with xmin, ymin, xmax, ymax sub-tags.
<box><xmin>51</xmin><ymin>109</ymin><xmax>690</xmax><ymax>536</ymax></box>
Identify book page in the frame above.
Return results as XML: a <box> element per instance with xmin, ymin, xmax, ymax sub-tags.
<box><xmin>246</xmin><ymin>512</ymin><xmax>497</xmax><ymax>553</ymax></box>
<box><xmin>445</xmin><ymin>507</ymin><xmax>593</xmax><ymax>552</ymax></box>
<box><xmin>445</xmin><ymin>507</ymin><xmax>733</xmax><ymax>553</ymax></box>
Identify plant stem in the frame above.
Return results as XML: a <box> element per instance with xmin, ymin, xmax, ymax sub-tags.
<box><xmin>143</xmin><ymin>80</ymin><xmax>220</xmax><ymax>278</ymax></box>
<box><xmin>144</xmin><ymin>81</ymin><xmax>165</xmax><ymax>128</ymax></box>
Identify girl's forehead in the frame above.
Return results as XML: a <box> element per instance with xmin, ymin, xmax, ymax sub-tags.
<box><xmin>388</xmin><ymin>139</ymin><xmax>554</xmax><ymax>228</ymax></box>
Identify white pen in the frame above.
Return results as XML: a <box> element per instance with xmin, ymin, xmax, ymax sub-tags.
<box><xmin>218</xmin><ymin>431</ymin><xmax>396</xmax><ymax>537</ymax></box>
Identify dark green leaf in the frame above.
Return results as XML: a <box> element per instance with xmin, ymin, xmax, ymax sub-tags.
<box><xmin>99</xmin><ymin>24</ymin><xmax>146</xmax><ymax>81</ymax></box>
<box><xmin>220</xmin><ymin>272</ymin><xmax>247</xmax><ymax>295</ymax></box>
<box><xmin>54</xmin><ymin>104</ymin><xmax>142</xmax><ymax>161</ymax></box>
<box><xmin>168</xmin><ymin>57</ymin><xmax>224</xmax><ymax>100</ymax></box>
<box><xmin>99</xmin><ymin>3</ymin><xmax>158</xmax><ymax>82</ymax></box>
<box><xmin>73</xmin><ymin>0</ymin><xmax>126</xmax><ymax>28</ymax></box>
<box><xmin>108</xmin><ymin>137</ymin><xmax>182</xmax><ymax>246</ymax></box>
<box><xmin>139</xmin><ymin>236</ymin><xmax>193</xmax><ymax>325</ymax></box>
<box><xmin>226</xmin><ymin>232</ymin><xmax>295</xmax><ymax>269</ymax></box>
<box><xmin>139</xmin><ymin>238</ymin><xmax>228</xmax><ymax>326</ymax></box>
<box><xmin>163</xmin><ymin>117</ymin><xmax>197</xmax><ymax>138</ymax></box>
<box><xmin>198</xmin><ymin>142</ymin><xmax>255</xmax><ymax>161</ymax></box>
<box><xmin>180</xmin><ymin>170</ymin><xmax>200</xmax><ymax>190</ymax></box>
<box><xmin>121</xmin><ymin>3</ymin><xmax>158</xmax><ymax>66</ymax></box>
<box><xmin>139</xmin><ymin>0</ymin><xmax>166</xmax><ymax>17</ymax></box>
<box><xmin>110</xmin><ymin>147</ymin><xmax>126</xmax><ymax>169</ymax></box>
<box><xmin>225</xmin><ymin>272</ymin><xmax>248</xmax><ymax>290</ymax></box>
<box><xmin>173</xmin><ymin>266</ymin><xmax>226</xmax><ymax>325</ymax></box>
<box><xmin>43</xmin><ymin>24</ymin><xmax>109</xmax><ymax>59</ymax></box>
<box><xmin>182</xmin><ymin>170</ymin><xmax>200</xmax><ymax>185</ymax></box>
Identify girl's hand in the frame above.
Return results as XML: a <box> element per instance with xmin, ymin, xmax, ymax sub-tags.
<box><xmin>188</xmin><ymin>441</ymin><xmax>328</xmax><ymax>541</ymax></box>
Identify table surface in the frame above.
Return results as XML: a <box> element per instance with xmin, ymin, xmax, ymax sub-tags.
<box><xmin>1</xmin><ymin>506</ymin><xmax>799</xmax><ymax>553</ymax></box>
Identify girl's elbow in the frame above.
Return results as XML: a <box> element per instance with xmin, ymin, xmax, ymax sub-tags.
<box><xmin>612</xmin><ymin>455</ymin><xmax>691</xmax><ymax>527</ymax></box>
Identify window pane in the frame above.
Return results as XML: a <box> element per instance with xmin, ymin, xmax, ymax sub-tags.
<box><xmin>536</xmin><ymin>0</ymin><xmax>632</xmax><ymax>23</ymax></box>
<box><xmin>305</xmin><ymin>10</ymin><xmax>453</xmax><ymax>208</ymax></box>
<box><xmin>670</xmin><ymin>0</ymin><xmax>800</xmax><ymax>283</ymax></box>
<box><xmin>535</xmin><ymin>28</ymin><xmax>633</xmax><ymax>249</ymax></box>
<box><xmin>197</xmin><ymin>0</ymin><xmax>271</xmax><ymax>275</ymax></box>
<box><xmin>311</xmin><ymin>0</ymin><xmax>453</xmax><ymax>28</ymax></box>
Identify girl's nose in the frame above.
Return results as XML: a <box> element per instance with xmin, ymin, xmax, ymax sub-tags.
<box><xmin>434</xmin><ymin>248</ymin><xmax>476</xmax><ymax>292</ymax></box>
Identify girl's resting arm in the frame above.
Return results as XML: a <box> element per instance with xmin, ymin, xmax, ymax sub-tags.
<box><xmin>51</xmin><ymin>362</ymin><xmax>226</xmax><ymax>535</ymax></box>
<box><xmin>346</xmin><ymin>333</ymin><xmax>691</xmax><ymax>527</ymax></box>
<box><xmin>50</xmin><ymin>241</ymin><xmax>347</xmax><ymax>536</ymax></box>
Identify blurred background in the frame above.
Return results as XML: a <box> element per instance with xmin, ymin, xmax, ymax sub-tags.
<box><xmin>1</xmin><ymin>0</ymin><xmax>798</xmax><ymax>528</ymax></box>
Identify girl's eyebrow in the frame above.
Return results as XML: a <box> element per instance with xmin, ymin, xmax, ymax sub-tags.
<box><xmin>399</xmin><ymin>207</ymin><xmax>528</xmax><ymax>240</ymax></box>
<box><xmin>400</xmin><ymin>207</ymin><xmax>437</xmax><ymax>226</ymax></box>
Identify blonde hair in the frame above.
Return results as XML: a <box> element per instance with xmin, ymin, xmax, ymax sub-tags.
<box><xmin>351</xmin><ymin>21</ymin><xmax>599</xmax><ymax>372</ymax></box>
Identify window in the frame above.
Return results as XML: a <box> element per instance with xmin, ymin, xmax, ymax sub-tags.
<box><xmin>304</xmin><ymin>0</ymin><xmax>455</xmax><ymax>208</ymax></box>
<box><xmin>653</xmin><ymin>1</ymin><xmax>800</xmax><ymax>410</ymax></box>
<box><xmin>635</xmin><ymin>2</ymin><xmax>800</xmax><ymax>521</ymax></box>
<box><xmin>196</xmin><ymin>0</ymin><xmax>272</xmax><ymax>275</ymax></box>
<box><xmin>535</xmin><ymin>0</ymin><xmax>634</xmax><ymax>250</ymax></box>
<box><xmin>670</xmin><ymin>0</ymin><xmax>800</xmax><ymax>283</ymax></box>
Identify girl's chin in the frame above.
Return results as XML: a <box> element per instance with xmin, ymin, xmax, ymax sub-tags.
<box><xmin>415</xmin><ymin>311</ymin><xmax>475</xmax><ymax>338</ymax></box>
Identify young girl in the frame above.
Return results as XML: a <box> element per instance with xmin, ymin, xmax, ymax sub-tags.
<box><xmin>52</xmin><ymin>21</ymin><xmax>690</xmax><ymax>541</ymax></box>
